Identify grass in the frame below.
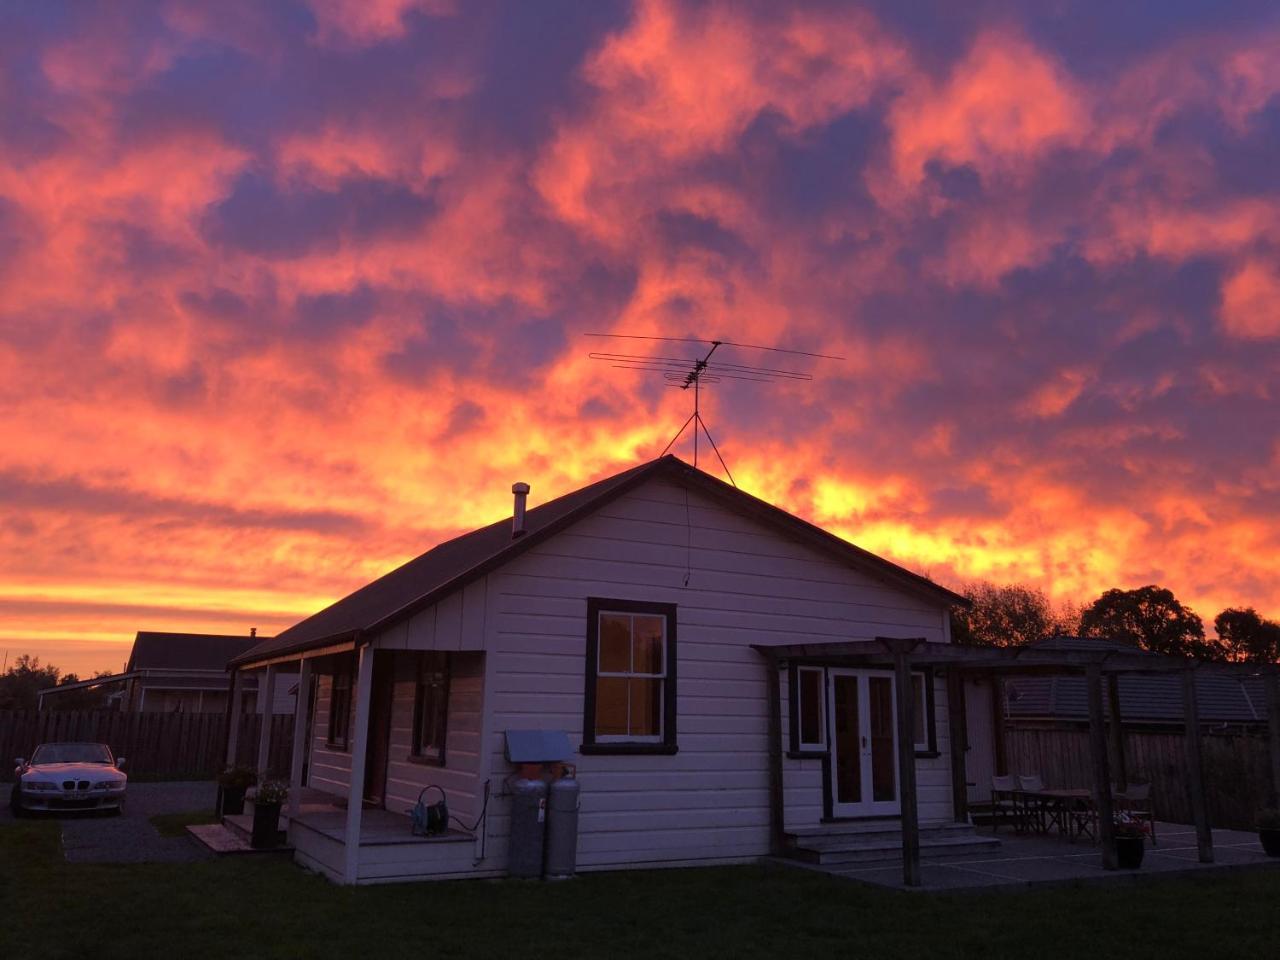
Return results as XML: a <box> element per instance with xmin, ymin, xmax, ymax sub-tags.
<box><xmin>2</xmin><ymin>820</ymin><xmax>1279</xmax><ymax>960</ymax></box>
<box><xmin>148</xmin><ymin>810</ymin><xmax>218</xmax><ymax>837</ymax></box>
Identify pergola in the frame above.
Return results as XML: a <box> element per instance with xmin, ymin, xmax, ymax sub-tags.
<box><xmin>755</xmin><ymin>638</ymin><xmax>1280</xmax><ymax>887</ymax></box>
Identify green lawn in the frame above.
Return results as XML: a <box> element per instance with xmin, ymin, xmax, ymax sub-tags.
<box><xmin>2</xmin><ymin>820</ymin><xmax>1278</xmax><ymax>959</ymax></box>
<box><xmin>147</xmin><ymin>810</ymin><xmax>218</xmax><ymax>837</ymax></box>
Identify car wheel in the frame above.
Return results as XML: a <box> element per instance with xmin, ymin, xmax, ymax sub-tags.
<box><xmin>9</xmin><ymin>784</ymin><xmax>24</xmax><ymax>818</ymax></box>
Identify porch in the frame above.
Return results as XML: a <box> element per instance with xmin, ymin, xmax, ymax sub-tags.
<box><xmin>783</xmin><ymin>821</ymin><xmax>1280</xmax><ymax>892</ymax></box>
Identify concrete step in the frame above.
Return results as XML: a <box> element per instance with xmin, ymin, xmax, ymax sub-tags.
<box><xmin>220</xmin><ymin>812</ymin><xmax>289</xmax><ymax>849</ymax></box>
<box><xmin>784</xmin><ymin>822</ymin><xmax>1002</xmax><ymax>866</ymax></box>
<box><xmin>188</xmin><ymin>822</ymin><xmax>293</xmax><ymax>856</ymax></box>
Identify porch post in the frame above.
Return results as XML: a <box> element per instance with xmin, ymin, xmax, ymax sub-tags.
<box><xmin>1107</xmin><ymin>674</ymin><xmax>1127</xmax><ymax>792</ymax></box>
<box><xmin>256</xmin><ymin>665</ymin><xmax>277</xmax><ymax>777</ymax></box>
<box><xmin>344</xmin><ymin>643</ymin><xmax>374</xmax><ymax>884</ymax></box>
<box><xmin>890</xmin><ymin>639</ymin><xmax>921</xmax><ymax>887</ymax></box>
<box><xmin>947</xmin><ymin>670</ymin><xmax>969</xmax><ymax>824</ymax></box>
<box><xmin>1265</xmin><ymin>671</ymin><xmax>1280</xmax><ymax>807</ymax></box>
<box><xmin>1086</xmin><ymin>662</ymin><xmax>1117</xmax><ymax>870</ymax></box>
<box><xmin>225</xmin><ymin>669</ymin><xmax>244</xmax><ymax>766</ymax></box>
<box><xmin>1182</xmin><ymin>667</ymin><xmax>1213</xmax><ymax>863</ymax></box>
<box><xmin>288</xmin><ymin>657</ymin><xmax>313</xmax><ymax>825</ymax></box>
<box><xmin>765</xmin><ymin>654</ymin><xmax>785</xmax><ymax>857</ymax></box>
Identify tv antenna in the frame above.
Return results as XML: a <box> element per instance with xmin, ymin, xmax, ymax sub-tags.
<box><xmin>586</xmin><ymin>334</ymin><xmax>843</xmax><ymax>487</ymax></box>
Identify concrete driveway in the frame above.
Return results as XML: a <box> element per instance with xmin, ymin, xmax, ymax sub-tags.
<box><xmin>2</xmin><ymin>780</ymin><xmax>216</xmax><ymax>864</ymax></box>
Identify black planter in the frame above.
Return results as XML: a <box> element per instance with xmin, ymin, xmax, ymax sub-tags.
<box><xmin>219</xmin><ymin>785</ymin><xmax>247</xmax><ymax>817</ymax></box>
<box><xmin>251</xmin><ymin>801</ymin><xmax>282</xmax><ymax>849</ymax></box>
<box><xmin>1115</xmin><ymin>836</ymin><xmax>1145</xmax><ymax>869</ymax></box>
<box><xmin>1260</xmin><ymin>829</ymin><xmax>1280</xmax><ymax>857</ymax></box>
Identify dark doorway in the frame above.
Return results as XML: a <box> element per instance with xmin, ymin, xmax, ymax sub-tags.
<box><xmin>363</xmin><ymin>654</ymin><xmax>395</xmax><ymax>806</ymax></box>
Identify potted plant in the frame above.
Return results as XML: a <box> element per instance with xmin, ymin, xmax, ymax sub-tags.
<box><xmin>216</xmin><ymin>765</ymin><xmax>256</xmax><ymax>816</ymax></box>
<box><xmin>1113</xmin><ymin>812</ymin><xmax>1150</xmax><ymax>868</ymax></box>
<box><xmin>250</xmin><ymin>778</ymin><xmax>288</xmax><ymax>849</ymax></box>
<box><xmin>1257</xmin><ymin>808</ymin><xmax>1280</xmax><ymax>857</ymax></box>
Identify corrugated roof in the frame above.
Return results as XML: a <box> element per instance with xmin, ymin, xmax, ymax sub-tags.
<box><xmin>232</xmin><ymin>455</ymin><xmax>966</xmax><ymax>667</ymax></box>
<box><xmin>127</xmin><ymin>632</ymin><xmax>267</xmax><ymax>672</ymax></box>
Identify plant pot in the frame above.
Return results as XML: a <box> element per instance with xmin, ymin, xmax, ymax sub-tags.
<box><xmin>219</xmin><ymin>785</ymin><xmax>247</xmax><ymax>817</ymax></box>
<box><xmin>1260</xmin><ymin>829</ymin><xmax>1280</xmax><ymax>858</ymax></box>
<box><xmin>1115</xmin><ymin>836</ymin><xmax>1145</xmax><ymax>869</ymax></box>
<box><xmin>251</xmin><ymin>801</ymin><xmax>282</xmax><ymax>849</ymax></box>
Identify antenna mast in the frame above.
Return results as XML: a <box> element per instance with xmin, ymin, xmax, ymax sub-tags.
<box><xmin>586</xmin><ymin>334</ymin><xmax>842</xmax><ymax>487</ymax></box>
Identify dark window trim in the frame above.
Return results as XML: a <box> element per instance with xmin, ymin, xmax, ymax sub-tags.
<box><xmin>410</xmin><ymin>651</ymin><xmax>450</xmax><ymax>766</ymax></box>
<box><xmin>581</xmin><ymin>597</ymin><xmax>678</xmax><ymax>754</ymax></box>
<box><xmin>326</xmin><ymin>654</ymin><xmax>355</xmax><ymax>751</ymax></box>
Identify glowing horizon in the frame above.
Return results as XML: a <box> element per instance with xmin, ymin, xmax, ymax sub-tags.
<box><xmin>2</xmin><ymin>1</ymin><xmax>1279</xmax><ymax>677</ymax></box>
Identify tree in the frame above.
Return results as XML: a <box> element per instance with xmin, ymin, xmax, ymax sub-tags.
<box><xmin>952</xmin><ymin>581</ymin><xmax>1061</xmax><ymax>648</ymax></box>
<box><xmin>1214</xmin><ymin>608</ymin><xmax>1280</xmax><ymax>664</ymax></box>
<box><xmin>0</xmin><ymin>655</ymin><xmax>61</xmax><ymax>710</ymax></box>
<box><xmin>1079</xmin><ymin>585</ymin><xmax>1223</xmax><ymax>660</ymax></box>
<box><xmin>45</xmin><ymin>670</ymin><xmax>117</xmax><ymax>710</ymax></box>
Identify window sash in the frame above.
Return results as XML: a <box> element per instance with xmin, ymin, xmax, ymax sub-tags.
<box><xmin>328</xmin><ymin>665</ymin><xmax>352</xmax><ymax>750</ymax></box>
<box><xmin>592</xmin><ymin>608</ymin><xmax>670</xmax><ymax>743</ymax></box>
<box><xmin>796</xmin><ymin>666</ymin><xmax>825</xmax><ymax>749</ymax></box>
<box><xmin>412</xmin><ymin>653</ymin><xmax>449</xmax><ymax>763</ymax></box>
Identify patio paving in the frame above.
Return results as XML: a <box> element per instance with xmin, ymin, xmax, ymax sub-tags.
<box><xmin>785</xmin><ymin>822</ymin><xmax>1280</xmax><ymax>892</ymax></box>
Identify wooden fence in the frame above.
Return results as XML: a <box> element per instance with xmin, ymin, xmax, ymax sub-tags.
<box><xmin>1006</xmin><ymin>724</ymin><xmax>1274</xmax><ymax>830</ymax></box>
<box><xmin>0</xmin><ymin>710</ymin><xmax>294</xmax><ymax>781</ymax></box>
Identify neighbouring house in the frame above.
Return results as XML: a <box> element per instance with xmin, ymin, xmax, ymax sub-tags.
<box><xmin>38</xmin><ymin>631</ymin><xmax>296</xmax><ymax>714</ymax></box>
<box><xmin>227</xmin><ymin>455</ymin><xmax>983</xmax><ymax>884</ymax></box>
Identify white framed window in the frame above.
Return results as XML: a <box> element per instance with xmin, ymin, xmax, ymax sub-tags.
<box><xmin>795</xmin><ymin>666</ymin><xmax>826</xmax><ymax>750</ymax></box>
<box><xmin>582</xmin><ymin>598</ymin><xmax>678</xmax><ymax>754</ymax></box>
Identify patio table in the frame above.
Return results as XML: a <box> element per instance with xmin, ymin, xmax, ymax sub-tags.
<box><xmin>1018</xmin><ymin>788</ymin><xmax>1097</xmax><ymax>842</ymax></box>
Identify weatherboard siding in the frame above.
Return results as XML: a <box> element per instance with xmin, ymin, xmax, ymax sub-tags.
<box><xmin>309</xmin><ymin>673</ymin><xmax>353</xmax><ymax>799</ymax></box>
<box><xmin>480</xmin><ymin>477</ymin><xmax>953</xmax><ymax>871</ymax></box>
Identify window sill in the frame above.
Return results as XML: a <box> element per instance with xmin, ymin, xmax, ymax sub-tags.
<box><xmin>914</xmin><ymin>749</ymin><xmax>941</xmax><ymax>760</ymax></box>
<box><xmin>786</xmin><ymin>749</ymin><xmax>826</xmax><ymax>760</ymax></box>
<box><xmin>579</xmin><ymin>742</ymin><xmax>678</xmax><ymax>756</ymax></box>
<box><xmin>405</xmin><ymin>753</ymin><xmax>445</xmax><ymax>768</ymax></box>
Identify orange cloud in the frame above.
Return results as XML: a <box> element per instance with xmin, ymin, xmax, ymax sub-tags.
<box><xmin>1220</xmin><ymin>259</ymin><xmax>1280</xmax><ymax>339</ymax></box>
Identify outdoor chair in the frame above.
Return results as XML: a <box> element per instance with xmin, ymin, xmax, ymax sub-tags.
<box><xmin>1114</xmin><ymin>782</ymin><xmax>1156</xmax><ymax>845</ymax></box>
<box><xmin>990</xmin><ymin>775</ymin><xmax>1022</xmax><ymax>834</ymax></box>
<box><xmin>1016</xmin><ymin>774</ymin><xmax>1062</xmax><ymax>835</ymax></box>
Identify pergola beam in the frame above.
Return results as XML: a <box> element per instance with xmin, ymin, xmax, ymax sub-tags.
<box><xmin>1107</xmin><ymin>673</ymin><xmax>1128</xmax><ymax>792</ymax></box>
<box><xmin>1086</xmin><ymin>662</ymin><xmax>1117</xmax><ymax>870</ymax></box>
<box><xmin>1266</xmin><ymin>673</ymin><xmax>1280</xmax><ymax>807</ymax></box>
<box><xmin>887</xmin><ymin>638</ymin><xmax>922</xmax><ymax>887</ymax></box>
<box><xmin>344</xmin><ymin>643</ymin><xmax>374</xmax><ymax>885</ymax></box>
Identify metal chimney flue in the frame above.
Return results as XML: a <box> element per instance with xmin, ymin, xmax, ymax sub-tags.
<box><xmin>512</xmin><ymin>482</ymin><xmax>530</xmax><ymax>538</ymax></box>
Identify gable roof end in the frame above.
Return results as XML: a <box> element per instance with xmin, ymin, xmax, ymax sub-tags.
<box><xmin>231</xmin><ymin>456</ymin><xmax>965</xmax><ymax>668</ymax></box>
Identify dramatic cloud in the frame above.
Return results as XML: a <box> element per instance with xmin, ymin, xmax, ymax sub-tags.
<box><xmin>1</xmin><ymin>0</ymin><xmax>1279</xmax><ymax>673</ymax></box>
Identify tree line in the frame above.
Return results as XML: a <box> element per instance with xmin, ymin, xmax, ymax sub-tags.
<box><xmin>951</xmin><ymin>581</ymin><xmax>1280</xmax><ymax>663</ymax></box>
<box><xmin>0</xmin><ymin>655</ymin><xmax>115</xmax><ymax>711</ymax></box>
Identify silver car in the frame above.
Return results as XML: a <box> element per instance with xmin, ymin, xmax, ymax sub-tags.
<box><xmin>10</xmin><ymin>742</ymin><xmax>128</xmax><ymax>815</ymax></box>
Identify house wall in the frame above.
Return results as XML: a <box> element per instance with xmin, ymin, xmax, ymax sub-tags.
<box><xmin>481</xmin><ymin>476</ymin><xmax>953</xmax><ymax>872</ymax></box>
<box><xmin>309</xmin><ymin>672</ymin><xmax>354</xmax><ymax>799</ymax></box>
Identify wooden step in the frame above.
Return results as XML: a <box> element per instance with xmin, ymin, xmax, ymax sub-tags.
<box><xmin>187</xmin><ymin>822</ymin><xmax>293</xmax><ymax>856</ymax></box>
<box><xmin>783</xmin><ymin>822</ymin><xmax>1001</xmax><ymax>866</ymax></box>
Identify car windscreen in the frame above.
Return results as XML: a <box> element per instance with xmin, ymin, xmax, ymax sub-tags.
<box><xmin>31</xmin><ymin>743</ymin><xmax>113</xmax><ymax>765</ymax></box>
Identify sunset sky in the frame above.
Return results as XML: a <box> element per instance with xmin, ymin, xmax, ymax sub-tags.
<box><xmin>3</xmin><ymin>0</ymin><xmax>1279</xmax><ymax>677</ymax></box>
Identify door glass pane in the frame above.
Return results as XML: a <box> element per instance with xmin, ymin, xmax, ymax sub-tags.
<box><xmin>833</xmin><ymin>676</ymin><xmax>861</xmax><ymax>804</ymax></box>
<box><xmin>599</xmin><ymin>615</ymin><xmax>632</xmax><ymax>672</ymax></box>
<box><xmin>629</xmin><ymin>678</ymin><xmax>662</xmax><ymax>737</ymax></box>
<box><xmin>869</xmin><ymin>676</ymin><xmax>896</xmax><ymax>802</ymax></box>
<box><xmin>632</xmin><ymin>616</ymin><xmax>665</xmax><ymax>674</ymax></box>
<box><xmin>595</xmin><ymin>677</ymin><xmax>628</xmax><ymax>735</ymax></box>
<box><xmin>798</xmin><ymin>669</ymin><xmax>823</xmax><ymax>746</ymax></box>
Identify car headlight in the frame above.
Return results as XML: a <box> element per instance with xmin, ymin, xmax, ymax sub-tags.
<box><xmin>101</xmin><ymin>780</ymin><xmax>126</xmax><ymax>791</ymax></box>
<box><xmin>24</xmin><ymin>781</ymin><xmax>56</xmax><ymax>792</ymax></box>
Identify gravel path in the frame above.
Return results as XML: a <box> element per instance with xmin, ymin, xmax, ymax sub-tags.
<box><xmin>3</xmin><ymin>780</ymin><xmax>217</xmax><ymax>864</ymax></box>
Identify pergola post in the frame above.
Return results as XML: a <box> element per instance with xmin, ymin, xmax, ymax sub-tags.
<box><xmin>890</xmin><ymin>640</ymin><xmax>921</xmax><ymax>887</ymax></box>
<box><xmin>225</xmin><ymin>668</ymin><xmax>244</xmax><ymax>766</ymax></box>
<box><xmin>1182</xmin><ymin>667</ymin><xmax>1214</xmax><ymax>863</ymax></box>
<box><xmin>765</xmin><ymin>655</ymin><xmax>785</xmax><ymax>856</ymax></box>
<box><xmin>288</xmin><ymin>657</ymin><xmax>314</xmax><ymax>826</ymax></box>
<box><xmin>344</xmin><ymin>644</ymin><xmax>374</xmax><ymax>884</ymax></box>
<box><xmin>1086</xmin><ymin>662</ymin><xmax>1117</xmax><ymax>870</ymax></box>
<box><xmin>947</xmin><ymin>670</ymin><xmax>969</xmax><ymax>824</ymax></box>
<box><xmin>1106</xmin><ymin>674</ymin><xmax>1127</xmax><ymax>792</ymax></box>
<box><xmin>256</xmin><ymin>664</ymin><xmax>278</xmax><ymax>777</ymax></box>
<box><xmin>1265</xmin><ymin>671</ymin><xmax>1280</xmax><ymax>807</ymax></box>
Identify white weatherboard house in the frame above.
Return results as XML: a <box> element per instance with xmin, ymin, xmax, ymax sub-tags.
<box><xmin>226</xmin><ymin>455</ymin><xmax>984</xmax><ymax>884</ymax></box>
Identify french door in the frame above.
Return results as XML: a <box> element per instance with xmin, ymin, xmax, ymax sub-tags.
<box><xmin>828</xmin><ymin>669</ymin><xmax>900</xmax><ymax>817</ymax></box>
